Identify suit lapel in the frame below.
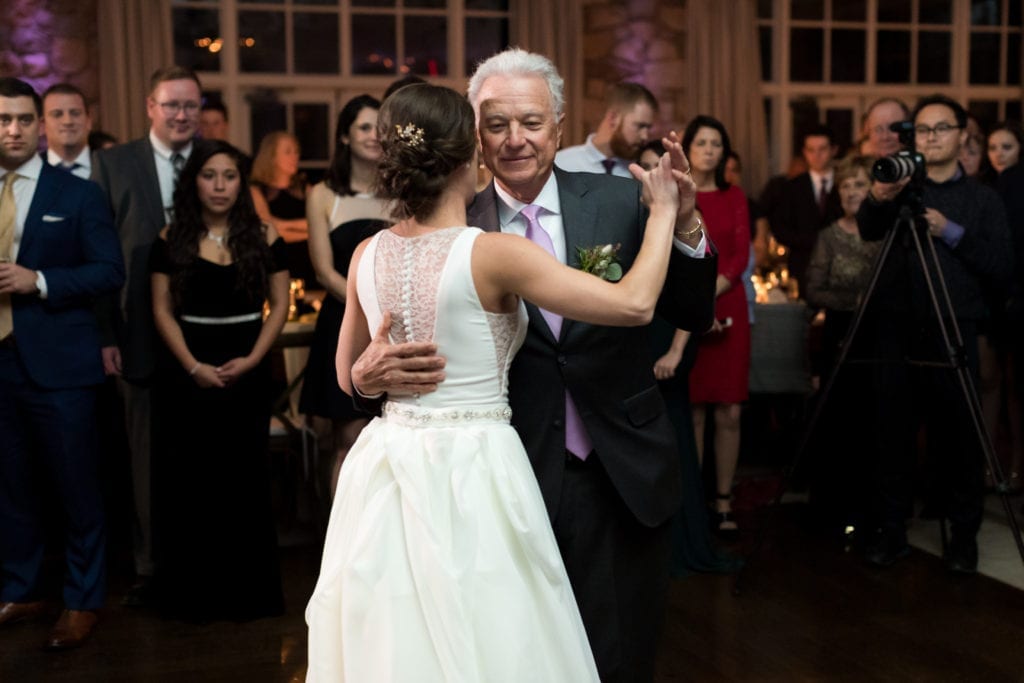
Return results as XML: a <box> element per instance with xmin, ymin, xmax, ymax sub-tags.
<box><xmin>136</xmin><ymin>138</ymin><xmax>166</xmax><ymax>233</ymax></box>
<box><xmin>554</xmin><ymin>169</ymin><xmax>597</xmax><ymax>343</ymax></box>
<box><xmin>19</xmin><ymin>165</ymin><xmax>63</xmax><ymax>260</ymax></box>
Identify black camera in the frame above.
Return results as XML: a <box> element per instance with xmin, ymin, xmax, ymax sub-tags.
<box><xmin>871</xmin><ymin>120</ymin><xmax>926</xmax><ymax>183</ymax></box>
<box><xmin>872</xmin><ymin>150</ymin><xmax>926</xmax><ymax>183</ymax></box>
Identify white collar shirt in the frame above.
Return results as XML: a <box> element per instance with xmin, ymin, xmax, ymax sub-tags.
<box><xmin>1</xmin><ymin>154</ymin><xmax>50</xmax><ymax>296</ymax></box>
<box><xmin>149</xmin><ymin>131</ymin><xmax>192</xmax><ymax>223</ymax></box>
<box><xmin>46</xmin><ymin>146</ymin><xmax>91</xmax><ymax>180</ymax></box>
<box><xmin>494</xmin><ymin>173</ymin><xmax>566</xmax><ymax>263</ymax></box>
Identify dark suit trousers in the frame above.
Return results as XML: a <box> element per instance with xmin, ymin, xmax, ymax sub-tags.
<box><xmin>555</xmin><ymin>451</ymin><xmax>672</xmax><ymax>683</ymax></box>
<box><xmin>0</xmin><ymin>345</ymin><xmax>107</xmax><ymax>610</ymax></box>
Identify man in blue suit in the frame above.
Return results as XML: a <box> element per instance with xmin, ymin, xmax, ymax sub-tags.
<box><xmin>0</xmin><ymin>78</ymin><xmax>124</xmax><ymax>650</ymax></box>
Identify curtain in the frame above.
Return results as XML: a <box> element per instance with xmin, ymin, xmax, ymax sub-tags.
<box><xmin>96</xmin><ymin>0</ymin><xmax>173</xmax><ymax>142</ymax></box>
<box><xmin>512</xmin><ymin>0</ymin><xmax>585</xmax><ymax>142</ymax></box>
<box><xmin>686</xmin><ymin>0</ymin><xmax>769</xmax><ymax>196</ymax></box>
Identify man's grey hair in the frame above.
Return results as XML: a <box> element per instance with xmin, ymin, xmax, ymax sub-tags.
<box><xmin>467</xmin><ymin>47</ymin><xmax>564</xmax><ymax>117</ymax></box>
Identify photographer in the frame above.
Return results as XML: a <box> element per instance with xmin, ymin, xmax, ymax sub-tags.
<box><xmin>857</xmin><ymin>94</ymin><xmax>1013</xmax><ymax>574</ymax></box>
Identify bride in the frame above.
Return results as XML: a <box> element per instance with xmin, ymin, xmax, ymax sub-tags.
<box><xmin>305</xmin><ymin>83</ymin><xmax>684</xmax><ymax>682</ymax></box>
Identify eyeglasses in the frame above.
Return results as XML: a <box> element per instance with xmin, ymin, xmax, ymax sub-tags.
<box><xmin>914</xmin><ymin>123</ymin><xmax>962</xmax><ymax>137</ymax></box>
<box><xmin>157</xmin><ymin>101</ymin><xmax>201</xmax><ymax>116</ymax></box>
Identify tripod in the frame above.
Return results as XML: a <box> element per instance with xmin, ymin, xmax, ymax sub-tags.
<box><xmin>736</xmin><ymin>196</ymin><xmax>1024</xmax><ymax>594</ymax></box>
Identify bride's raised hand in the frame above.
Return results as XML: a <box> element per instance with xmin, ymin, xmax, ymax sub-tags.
<box><xmin>663</xmin><ymin>131</ymin><xmax>697</xmax><ymax>218</ymax></box>
<box><xmin>630</xmin><ymin>152</ymin><xmax>679</xmax><ymax>216</ymax></box>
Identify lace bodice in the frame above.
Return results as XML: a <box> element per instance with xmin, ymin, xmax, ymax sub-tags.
<box><xmin>358</xmin><ymin>227</ymin><xmax>526</xmax><ymax>409</ymax></box>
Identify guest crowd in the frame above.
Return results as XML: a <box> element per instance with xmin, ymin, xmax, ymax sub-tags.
<box><xmin>0</xmin><ymin>45</ymin><xmax>1020</xmax><ymax>683</ymax></box>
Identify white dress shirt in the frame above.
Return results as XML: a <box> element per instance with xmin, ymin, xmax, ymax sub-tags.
<box><xmin>809</xmin><ymin>169</ymin><xmax>834</xmax><ymax>200</ymax></box>
<box><xmin>555</xmin><ymin>134</ymin><xmax>634</xmax><ymax>178</ymax></box>
<box><xmin>149</xmin><ymin>131</ymin><xmax>192</xmax><ymax>223</ymax></box>
<box><xmin>46</xmin><ymin>146</ymin><xmax>92</xmax><ymax>180</ymax></box>
<box><xmin>1</xmin><ymin>154</ymin><xmax>49</xmax><ymax>297</ymax></box>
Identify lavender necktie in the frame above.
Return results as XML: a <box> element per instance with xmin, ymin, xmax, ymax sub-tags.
<box><xmin>520</xmin><ymin>205</ymin><xmax>594</xmax><ymax>460</ymax></box>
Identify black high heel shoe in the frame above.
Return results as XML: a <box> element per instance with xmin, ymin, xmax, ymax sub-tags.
<box><xmin>711</xmin><ymin>492</ymin><xmax>739</xmax><ymax>542</ymax></box>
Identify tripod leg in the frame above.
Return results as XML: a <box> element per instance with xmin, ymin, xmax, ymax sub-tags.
<box><xmin>732</xmin><ymin>222</ymin><xmax>902</xmax><ymax>595</ymax></box>
<box><xmin>906</xmin><ymin>221</ymin><xmax>1024</xmax><ymax>570</ymax></box>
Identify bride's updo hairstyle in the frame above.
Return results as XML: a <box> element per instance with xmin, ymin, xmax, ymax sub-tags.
<box><xmin>376</xmin><ymin>83</ymin><xmax>476</xmax><ymax>221</ymax></box>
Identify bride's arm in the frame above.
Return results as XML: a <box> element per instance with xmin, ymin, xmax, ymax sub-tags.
<box><xmin>336</xmin><ymin>240</ymin><xmax>372</xmax><ymax>396</ymax></box>
<box><xmin>474</xmin><ymin>154</ymin><xmax>682</xmax><ymax>326</ymax></box>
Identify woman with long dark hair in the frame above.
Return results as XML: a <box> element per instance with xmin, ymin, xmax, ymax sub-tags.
<box><xmin>300</xmin><ymin>95</ymin><xmax>390</xmax><ymax>494</ymax></box>
<box><xmin>150</xmin><ymin>139</ymin><xmax>290</xmax><ymax>621</ymax></box>
<box><xmin>680</xmin><ymin>115</ymin><xmax>751</xmax><ymax>540</ymax></box>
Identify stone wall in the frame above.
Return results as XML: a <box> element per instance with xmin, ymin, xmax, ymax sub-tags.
<box><xmin>0</xmin><ymin>0</ymin><xmax>100</xmax><ymax>119</ymax></box>
<box><xmin>577</xmin><ymin>0</ymin><xmax>687</xmax><ymax>144</ymax></box>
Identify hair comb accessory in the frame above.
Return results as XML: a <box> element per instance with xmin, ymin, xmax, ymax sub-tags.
<box><xmin>395</xmin><ymin>123</ymin><xmax>425</xmax><ymax>148</ymax></box>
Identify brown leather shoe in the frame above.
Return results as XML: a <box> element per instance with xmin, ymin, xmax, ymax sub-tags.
<box><xmin>0</xmin><ymin>601</ymin><xmax>47</xmax><ymax>628</ymax></box>
<box><xmin>44</xmin><ymin>609</ymin><xmax>98</xmax><ymax>651</ymax></box>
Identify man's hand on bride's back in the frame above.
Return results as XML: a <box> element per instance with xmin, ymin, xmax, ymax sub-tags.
<box><xmin>351</xmin><ymin>311</ymin><xmax>447</xmax><ymax>398</ymax></box>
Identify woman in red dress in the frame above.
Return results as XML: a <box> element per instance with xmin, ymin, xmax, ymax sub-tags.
<box><xmin>682</xmin><ymin>115</ymin><xmax>751</xmax><ymax>538</ymax></box>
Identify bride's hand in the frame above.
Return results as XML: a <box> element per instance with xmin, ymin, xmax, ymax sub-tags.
<box><xmin>630</xmin><ymin>153</ymin><xmax>679</xmax><ymax>215</ymax></box>
<box><xmin>663</xmin><ymin>132</ymin><xmax>697</xmax><ymax>219</ymax></box>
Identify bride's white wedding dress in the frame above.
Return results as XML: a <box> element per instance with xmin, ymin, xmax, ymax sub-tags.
<box><xmin>305</xmin><ymin>227</ymin><xmax>599</xmax><ymax>682</ymax></box>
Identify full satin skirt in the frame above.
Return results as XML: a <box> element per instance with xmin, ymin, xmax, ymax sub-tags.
<box><xmin>305</xmin><ymin>407</ymin><xmax>598</xmax><ymax>682</ymax></box>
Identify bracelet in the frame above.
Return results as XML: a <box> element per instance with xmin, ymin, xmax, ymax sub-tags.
<box><xmin>353</xmin><ymin>383</ymin><xmax>385</xmax><ymax>400</ymax></box>
<box><xmin>189</xmin><ymin>362</ymin><xmax>201</xmax><ymax>376</ymax></box>
<box><xmin>676</xmin><ymin>215</ymin><xmax>703</xmax><ymax>240</ymax></box>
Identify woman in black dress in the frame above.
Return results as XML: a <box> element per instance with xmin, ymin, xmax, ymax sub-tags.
<box><xmin>150</xmin><ymin>140</ymin><xmax>290</xmax><ymax>621</ymax></box>
<box><xmin>300</xmin><ymin>95</ymin><xmax>390</xmax><ymax>494</ymax></box>
<box><xmin>250</xmin><ymin>131</ymin><xmax>315</xmax><ymax>283</ymax></box>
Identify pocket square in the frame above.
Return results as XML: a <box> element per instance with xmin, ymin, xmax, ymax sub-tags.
<box><xmin>42</xmin><ymin>214</ymin><xmax>67</xmax><ymax>222</ymax></box>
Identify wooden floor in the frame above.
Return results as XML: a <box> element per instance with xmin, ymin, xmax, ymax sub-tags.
<box><xmin>3</xmin><ymin>503</ymin><xmax>1024</xmax><ymax>683</ymax></box>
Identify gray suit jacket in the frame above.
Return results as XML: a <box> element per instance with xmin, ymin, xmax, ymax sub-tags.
<box><xmin>92</xmin><ymin>137</ymin><xmax>166</xmax><ymax>383</ymax></box>
<box><xmin>468</xmin><ymin>168</ymin><xmax>717</xmax><ymax>526</ymax></box>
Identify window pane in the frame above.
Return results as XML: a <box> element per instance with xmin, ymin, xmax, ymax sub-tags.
<box><xmin>790</xmin><ymin>28</ymin><xmax>823</xmax><ymax>81</ymax></box>
<box><xmin>173</xmin><ymin>7</ymin><xmax>221</xmax><ymax>72</ymax></box>
<box><xmin>918</xmin><ymin>31</ymin><xmax>951</xmax><ymax>83</ymax></box>
<box><xmin>760</xmin><ymin>26</ymin><xmax>773</xmax><ymax>82</ymax></box>
<box><xmin>294</xmin><ymin>12</ymin><xmax>339</xmax><ymax>74</ymax></box>
<box><xmin>352</xmin><ymin>0</ymin><xmax>395</xmax><ymax>6</ymax></box>
<box><xmin>970</xmin><ymin>32</ymin><xmax>1001</xmax><ymax>84</ymax></box>
<box><xmin>876</xmin><ymin>30</ymin><xmax>910</xmax><ymax>83</ymax></box>
<box><xmin>832</xmin><ymin>0</ymin><xmax>865</xmax><ymax>21</ymax></box>
<box><xmin>404</xmin><ymin>16</ymin><xmax>447</xmax><ymax>76</ymax></box>
<box><xmin>968</xmin><ymin>100</ymin><xmax>999</xmax><ymax>127</ymax></box>
<box><xmin>294</xmin><ymin>104</ymin><xmax>330</xmax><ymax>162</ymax></box>
<box><xmin>830</xmin><ymin>29</ymin><xmax>865</xmax><ymax>82</ymax></box>
<box><xmin>239</xmin><ymin>11</ymin><xmax>286</xmax><ymax>73</ymax></box>
<box><xmin>825</xmin><ymin>108</ymin><xmax>853</xmax><ymax>155</ymax></box>
<box><xmin>298</xmin><ymin>0</ymin><xmax>339</xmax><ymax>4</ymax></box>
<box><xmin>466</xmin><ymin>0</ymin><xmax>509</xmax><ymax>8</ymax></box>
<box><xmin>758</xmin><ymin>0</ymin><xmax>772</xmax><ymax>19</ymax></box>
<box><xmin>1011</xmin><ymin>0</ymin><xmax>1022</xmax><ymax>27</ymax></box>
<box><xmin>352</xmin><ymin>15</ymin><xmax>396</xmax><ymax>74</ymax></box>
<box><xmin>1007</xmin><ymin>100</ymin><xmax>1022</xmax><ymax>122</ymax></box>
<box><xmin>877</xmin><ymin>0</ymin><xmax>911</xmax><ymax>22</ymax></box>
<box><xmin>1009</xmin><ymin>33</ymin><xmax>1021</xmax><ymax>85</ymax></box>
<box><xmin>919</xmin><ymin>0</ymin><xmax>953</xmax><ymax>24</ymax></box>
<box><xmin>970</xmin><ymin>0</ymin><xmax>1000</xmax><ymax>26</ymax></box>
<box><xmin>790</xmin><ymin>97</ymin><xmax>820</xmax><ymax>158</ymax></box>
<box><xmin>250</xmin><ymin>101</ymin><xmax>287</xmax><ymax>156</ymax></box>
<box><xmin>405</xmin><ymin>0</ymin><xmax>446</xmax><ymax>7</ymax></box>
<box><xmin>466</xmin><ymin>17</ymin><xmax>508</xmax><ymax>77</ymax></box>
<box><xmin>791</xmin><ymin>0</ymin><xmax>823</xmax><ymax>20</ymax></box>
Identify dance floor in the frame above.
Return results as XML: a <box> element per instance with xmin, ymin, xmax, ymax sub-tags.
<box><xmin>3</xmin><ymin>499</ymin><xmax>1024</xmax><ymax>682</ymax></box>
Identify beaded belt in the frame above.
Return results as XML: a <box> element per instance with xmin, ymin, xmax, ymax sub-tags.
<box><xmin>180</xmin><ymin>312</ymin><xmax>262</xmax><ymax>325</ymax></box>
<box><xmin>383</xmin><ymin>401</ymin><xmax>512</xmax><ymax>427</ymax></box>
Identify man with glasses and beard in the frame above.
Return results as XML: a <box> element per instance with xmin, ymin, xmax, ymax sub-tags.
<box><xmin>556</xmin><ymin>81</ymin><xmax>658</xmax><ymax>177</ymax></box>
<box><xmin>858</xmin><ymin>94</ymin><xmax>1013</xmax><ymax>575</ymax></box>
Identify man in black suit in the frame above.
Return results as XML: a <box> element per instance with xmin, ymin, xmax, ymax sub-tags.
<box><xmin>92</xmin><ymin>65</ymin><xmax>202</xmax><ymax>604</ymax></box>
<box><xmin>352</xmin><ymin>49</ymin><xmax>716</xmax><ymax>682</ymax></box>
<box><xmin>771</xmin><ymin>125</ymin><xmax>843</xmax><ymax>289</ymax></box>
<box><xmin>0</xmin><ymin>78</ymin><xmax>124</xmax><ymax>649</ymax></box>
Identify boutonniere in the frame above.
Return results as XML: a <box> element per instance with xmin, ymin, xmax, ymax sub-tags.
<box><xmin>576</xmin><ymin>243</ymin><xmax>623</xmax><ymax>282</ymax></box>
